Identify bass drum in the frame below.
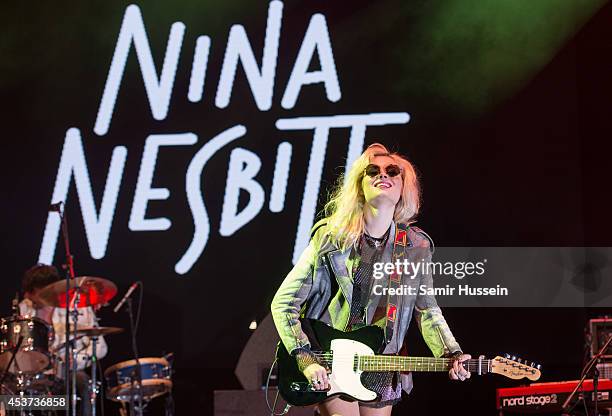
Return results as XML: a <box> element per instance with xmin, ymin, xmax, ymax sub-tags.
<box><xmin>2</xmin><ymin>372</ymin><xmax>65</xmax><ymax>396</ymax></box>
<box><xmin>104</xmin><ymin>357</ymin><xmax>172</xmax><ymax>402</ymax></box>
<box><xmin>0</xmin><ymin>316</ymin><xmax>54</xmax><ymax>374</ymax></box>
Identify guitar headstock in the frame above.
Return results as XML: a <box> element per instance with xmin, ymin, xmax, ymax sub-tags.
<box><xmin>491</xmin><ymin>355</ymin><xmax>541</xmax><ymax>381</ymax></box>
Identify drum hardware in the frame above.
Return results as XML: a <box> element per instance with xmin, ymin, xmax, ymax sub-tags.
<box><xmin>90</xmin><ymin>335</ymin><xmax>99</xmax><ymax>416</ymax></box>
<box><xmin>0</xmin><ymin>288</ymin><xmax>168</xmax><ymax>416</ymax></box>
<box><xmin>1</xmin><ymin>294</ymin><xmax>132</xmax><ymax>416</ymax></box>
<box><xmin>88</xmin><ymin>379</ymin><xmax>102</xmax><ymax>395</ymax></box>
<box><xmin>0</xmin><ymin>201</ymin><xmax>156</xmax><ymax>416</ymax></box>
<box><xmin>65</xmin><ymin>297</ymin><xmax>121</xmax><ymax>416</ymax></box>
<box><xmin>127</xmin><ymin>295</ymin><xmax>144</xmax><ymax>416</ymax></box>
<box><xmin>0</xmin><ymin>317</ymin><xmax>54</xmax><ymax>374</ymax></box>
<box><xmin>36</xmin><ymin>277</ymin><xmax>118</xmax><ymax>309</ymax></box>
<box><xmin>36</xmin><ymin>274</ymin><xmax>118</xmax><ymax>416</ymax></box>
<box><xmin>11</xmin><ymin>292</ymin><xmax>19</xmax><ymax>317</ymax></box>
<box><xmin>6</xmin><ymin>371</ymin><xmax>65</xmax><ymax>395</ymax></box>
<box><xmin>43</xmin><ymin>201</ymin><xmax>149</xmax><ymax>416</ymax></box>
<box><xmin>51</xmin><ymin>336</ymin><xmax>86</xmax><ymax>355</ymax></box>
<box><xmin>46</xmin><ymin>324</ymin><xmax>123</xmax><ymax>416</ymax></box>
<box><xmin>0</xmin><ymin>335</ymin><xmax>24</xmax><ymax>388</ymax></box>
<box><xmin>104</xmin><ymin>357</ymin><xmax>173</xmax><ymax>402</ymax></box>
<box><xmin>22</xmin><ymin>270</ymin><xmax>117</xmax><ymax>414</ymax></box>
<box><xmin>6</xmin><ymin>199</ymin><xmax>147</xmax><ymax>416</ymax></box>
<box><xmin>56</xmin><ymin>277</ymin><xmax>117</xmax><ymax>416</ymax></box>
<box><xmin>75</xmin><ymin>327</ymin><xmax>124</xmax><ymax>338</ymax></box>
<box><xmin>50</xmin><ymin>326</ymin><xmax>124</xmax><ymax>356</ymax></box>
<box><xmin>50</xmin><ymin>200</ymin><xmax>78</xmax><ymax>416</ymax></box>
<box><xmin>68</xmin><ymin>286</ymin><xmax>85</xmax><ymax>416</ymax></box>
<box><xmin>110</xmin><ymin>285</ymin><xmax>148</xmax><ymax>416</ymax></box>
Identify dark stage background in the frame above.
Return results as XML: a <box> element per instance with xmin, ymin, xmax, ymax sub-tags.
<box><xmin>2</xmin><ymin>1</ymin><xmax>612</xmax><ymax>414</ymax></box>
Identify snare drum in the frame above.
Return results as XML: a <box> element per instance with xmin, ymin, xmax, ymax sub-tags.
<box><xmin>0</xmin><ymin>316</ymin><xmax>54</xmax><ymax>374</ymax></box>
<box><xmin>104</xmin><ymin>357</ymin><xmax>172</xmax><ymax>402</ymax></box>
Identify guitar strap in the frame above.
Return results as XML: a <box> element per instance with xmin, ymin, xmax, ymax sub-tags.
<box><xmin>373</xmin><ymin>222</ymin><xmax>411</xmax><ymax>346</ymax></box>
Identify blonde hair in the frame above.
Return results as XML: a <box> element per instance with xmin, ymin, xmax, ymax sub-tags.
<box><xmin>314</xmin><ymin>143</ymin><xmax>421</xmax><ymax>251</ymax></box>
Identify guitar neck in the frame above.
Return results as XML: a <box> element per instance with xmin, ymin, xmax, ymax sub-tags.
<box><xmin>317</xmin><ymin>353</ymin><xmax>493</xmax><ymax>374</ymax></box>
<box><xmin>358</xmin><ymin>356</ymin><xmax>491</xmax><ymax>373</ymax></box>
<box><xmin>315</xmin><ymin>353</ymin><xmax>491</xmax><ymax>373</ymax></box>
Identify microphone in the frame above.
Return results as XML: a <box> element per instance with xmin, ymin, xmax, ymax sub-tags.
<box><xmin>113</xmin><ymin>282</ymin><xmax>139</xmax><ymax>313</ymax></box>
<box><xmin>49</xmin><ymin>202</ymin><xmax>63</xmax><ymax>212</ymax></box>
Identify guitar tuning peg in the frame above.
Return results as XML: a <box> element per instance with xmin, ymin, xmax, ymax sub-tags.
<box><xmin>517</xmin><ymin>358</ymin><xmax>522</xmax><ymax>363</ymax></box>
<box><xmin>530</xmin><ymin>361</ymin><xmax>535</xmax><ymax>367</ymax></box>
<box><xmin>511</xmin><ymin>355</ymin><xmax>516</xmax><ymax>361</ymax></box>
<box><xmin>504</xmin><ymin>353</ymin><xmax>510</xmax><ymax>359</ymax></box>
<box><xmin>536</xmin><ymin>364</ymin><xmax>542</xmax><ymax>370</ymax></box>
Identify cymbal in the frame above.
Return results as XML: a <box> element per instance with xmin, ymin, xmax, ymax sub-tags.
<box><xmin>37</xmin><ymin>276</ymin><xmax>117</xmax><ymax>308</ymax></box>
<box><xmin>75</xmin><ymin>326</ymin><xmax>124</xmax><ymax>337</ymax></box>
<box><xmin>51</xmin><ymin>327</ymin><xmax>123</xmax><ymax>353</ymax></box>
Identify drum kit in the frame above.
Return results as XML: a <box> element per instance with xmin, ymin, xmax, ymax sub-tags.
<box><xmin>0</xmin><ymin>276</ymin><xmax>173</xmax><ymax>416</ymax></box>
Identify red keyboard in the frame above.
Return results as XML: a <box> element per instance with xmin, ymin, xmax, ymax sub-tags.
<box><xmin>497</xmin><ymin>379</ymin><xmax>612</xmax><ymax>413</ymax></box>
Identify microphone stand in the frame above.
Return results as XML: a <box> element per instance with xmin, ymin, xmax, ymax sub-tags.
<box><xmin>70</xmin><ymin>289</ymin><xmax>82</xmax><ymax>416</ymax></box>
<box><xmin>90</xmin><ymin>335</ymin><xmax>99</xmax><ymax>416</ymax></box>
<box><xmin>53</xmin><ymin>202</ymin><xmax>77</xmax><ymax>416</ymax></box>
<box><xmin>561</xmin><ymin>333</ymin><xmax>612</xmax><ymax>415</ymax></box>
<box><xmin>116</xmin><ymin>288</ymin><xmax>143</xmax><ymax>416</ymax></box>
<box><xmin>127</xmin><ymin>298</ymin><xmax>143</xmax><ymax>416</ymax></box>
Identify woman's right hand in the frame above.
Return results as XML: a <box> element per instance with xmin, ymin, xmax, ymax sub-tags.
<box><xmin>302</xmin><ymin>363</ymin><xmax>330</xmax><ymax>391</ymax></box>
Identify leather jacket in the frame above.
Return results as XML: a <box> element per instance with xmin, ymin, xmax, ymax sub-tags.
<box><xmin>271</xmin><ymin>221</ymin><xmax>462</xmax><ymax>394</ymax></box>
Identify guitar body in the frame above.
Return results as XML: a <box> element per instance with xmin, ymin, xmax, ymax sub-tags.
<box><xmin>275</xmin><ymin>319</ymin><xmax>542</xmax><ymax>407</ymax></box>
<box><xmin>276</xmin><ymin>318</ymin><xmax>385</xmax><ymax>406</ymax></box>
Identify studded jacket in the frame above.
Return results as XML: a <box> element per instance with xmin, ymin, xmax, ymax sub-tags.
<box><xmin>270</xmin><ymin>221</ymin><xmax>462</xmax><ymax>394</ymax></box>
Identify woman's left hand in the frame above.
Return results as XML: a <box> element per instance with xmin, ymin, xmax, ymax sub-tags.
<box><xmin>449</xmin><ymin>353</ymin><xmax>471</xmax><ymax>381</ymax></box>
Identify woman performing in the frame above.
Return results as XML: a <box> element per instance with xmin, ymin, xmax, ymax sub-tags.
<box><xmin>271</xmin><ymin>143</ymin><xmax>470</xmax><ymax>416</ymax></box>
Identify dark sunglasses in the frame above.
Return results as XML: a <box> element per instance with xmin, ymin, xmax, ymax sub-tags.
<box><xmin>364</xmin><ymin>163</ymin><xmax>402</xmax><ymax>178</ymax></box>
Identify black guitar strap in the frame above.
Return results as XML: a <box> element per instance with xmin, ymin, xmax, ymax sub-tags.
<box><xmin>378</xmin><ymin>222</ymin><xmax>411</xmax><ymax>346</ymax></box>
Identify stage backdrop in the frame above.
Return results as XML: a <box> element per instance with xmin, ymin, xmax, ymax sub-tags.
<box><xmin>2</xmin><ymin>1</ymin><xmax>612</xmax><ymax>414</ymax></box>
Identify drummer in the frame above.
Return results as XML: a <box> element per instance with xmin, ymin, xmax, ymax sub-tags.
<box><xmin>19</xmin><ymin>264</ymin><xmax>107</xmax><ymax>416</ymax></box>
